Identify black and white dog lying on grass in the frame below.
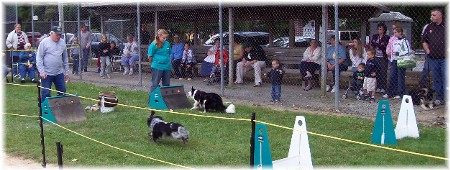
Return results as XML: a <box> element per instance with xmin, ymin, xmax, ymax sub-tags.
<box><xmin>188</xmin><ymin>86</ymin><xmax>235</xmax><ymax>114</ymax></box>
<box><xmin>147</xmin><ymin>111</ymin><xmax>189</xmax><ymax>144</ymax></box>
<box><xmin>409</xmin><ymin>88</ymin><xmax>434</xmax><ymax>110</ymax></box>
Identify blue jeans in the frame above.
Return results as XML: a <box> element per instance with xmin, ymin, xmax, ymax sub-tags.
<box><xmin>82</xmin><ymin>49</ymin><xmax>89</xmax><ymax>70</ymax></box>
<box><xmin>172</xmin><ymin>59</ymin><xmax>182</xmax><ymax>78</ymax></box>
<box><xmin>19</xmin><ymin>64</ymin><xmax>35</xmax><ymax>80</ymax></box>
<box><xmin>271</xmin><ymin>85</ymin><xmax>281</xmax><ymax>101</ymax></box>
<box><xmin>121</xmin><ymin>55</ymin><xmax>139</xmax><ymax>67</ymax></box>
<box><xmin>149</xmin><ymin>68</ymin><xmax>171</xmax><ymax>94</ymax></box>
<box><xmin>428</xmin><ymin>58</ymin><xmax>446</xmax><ymax>101</ymax></box>
<box><xmin>41</xmin><ymin>73</ymin><xmax>66</xmax><ymax>102</ymax></box>
<box><xmin>419</xmin><ymin>56</ymin><xmax>431</xmax><ymax>88</ymax></box>
<box><xmin>374</xmin><ymin>57</ymin><xmax>388</xmax><ymax>90</ymax></box>
<box><xmin>386</xmin><ymin>60</ymin><xmax>405</xmax><ymax>97</ymax></box>
<box><xmin>72</xmin><ymin>54</ymin><xmax>80</xmax><ymax>73</ymax></box>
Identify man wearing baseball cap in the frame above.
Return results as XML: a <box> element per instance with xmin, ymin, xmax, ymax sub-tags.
<box><xmin>36</xmin><ymin>26</ymin><xmax>69</xmax><ymax>102</ymax></box>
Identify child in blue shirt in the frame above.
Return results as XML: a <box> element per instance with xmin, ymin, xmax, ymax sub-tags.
<box><xmin>70</xmin><ymin>37</ymin><xmax>81</xmax><ymax>75</ymax></box>
<box><xmin>266</xmin><ymin>59</ymin><xmax>284</xmax><ymax>103</ymax></box>
<box><xmin>18</xmin><ymin>43</ymin><xmax>36</xmax><ymax>83</ymax></box>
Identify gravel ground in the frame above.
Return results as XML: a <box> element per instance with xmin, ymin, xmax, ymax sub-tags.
<box><xmin>67</xmin><ymin>66</ymin><xmax>447</xmax><ymax>128</ymax></box>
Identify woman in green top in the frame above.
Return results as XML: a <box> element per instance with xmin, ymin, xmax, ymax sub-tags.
<box><xmin>148</xmin><ymin>29</ymin><xmax>171</xmax><ymax>93</ymax></box>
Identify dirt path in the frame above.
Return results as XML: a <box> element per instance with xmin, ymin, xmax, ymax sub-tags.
<box><xmin>3</xmin><ymin>154</ymin><xmax>57</xmax><ymax>169</ymax></box>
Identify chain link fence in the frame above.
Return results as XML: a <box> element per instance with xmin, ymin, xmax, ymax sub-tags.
<box><xmin>3</xmin><ymin>2</ymin><xmax>447</xmax><ymax>112</ymax></box>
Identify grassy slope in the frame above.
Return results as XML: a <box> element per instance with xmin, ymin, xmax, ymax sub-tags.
<box><xmin>4</xmin><ymin>82</ymin><xmax>447</xmax><ymax>168</ymax></box>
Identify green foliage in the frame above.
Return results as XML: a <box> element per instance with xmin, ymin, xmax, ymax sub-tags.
<box><xmin>4</xmin><ymin>82</ymin><xmax>447</xmax><ymax>168</ymax></box>
<box><xmin>388</xmin><ymin>4</ymin><xmax>447</xmax><ymax>49</ymax></box>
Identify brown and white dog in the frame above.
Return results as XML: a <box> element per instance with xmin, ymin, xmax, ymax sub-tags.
<box><xmin>409</xmin><ymin>88</ymin><xmax>434</xmax><ymax>110</ymax></box>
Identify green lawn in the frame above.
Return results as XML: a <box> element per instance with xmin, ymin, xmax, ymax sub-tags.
<box><xmin>4</xmin><ymin>82</ymin><xmax>447</xmax><ymax>168</ymax></box>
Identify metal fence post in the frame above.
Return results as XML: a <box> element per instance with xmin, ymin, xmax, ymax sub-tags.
<box><xmin>56</xmin><ymin>141</ymin><xmax>63</xmax><ymax>169</ymax></box>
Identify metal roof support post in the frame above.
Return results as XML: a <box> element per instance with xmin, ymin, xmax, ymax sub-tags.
<box><xmin>228</xmin><ymin>7</ymin><xmax>234</xmax><ymax>87</ymax></box>
<box><xmin>360</xmin><ymin>19</ymin><xmax>367</xmax><ymax>47</ymax></box>
<box><xmin>31</xmin><ymin>3</ymin><xmax>35</xmax><ymax>47</ymax></box>
<box><xmin>334</xmin><ymin>1</ymin><xmax>340</xmax><ymax>111</ymax></box>
<box><xmin>154</xmin><ymin>11</ymin><xmax>158</xmax><ymax>36</ymax></box>
<box><xmin>100</xmin><ymin>15</ymin><xmax>104</xmax><ymax>34</ymax></box>
<box><xmin>288</xmin><ymin>19</ymin><xmax>295</xmax><ymax>48</ymax></box>
<box><xmin>137</xmin><ymin>3</ymin><xmax>142</xmax><ymax>86</ymax></box>
<box><xmin>321</xmin><ymin>4</ymin><xmax>328</xmax><ymax>95</ymax></box>
<box><xmin>78</xmin><ymin>3</ymin><xmax>82</xmax><ymax>80</ymax></box>
<box><xmin>219</xmin><ymin>2</ymin><xmax>224</xmax><ymax>96</ymax></box>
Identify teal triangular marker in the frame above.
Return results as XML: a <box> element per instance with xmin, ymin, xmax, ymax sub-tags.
<box><xmin>371</xmin><ymin>99</ymin><xmax>397</xmax><ymax>145</ymax></box>
<box><xmin>253</xmin><ymin>123</ymin><xmax>273</xmax><ymax>169</ymax></box>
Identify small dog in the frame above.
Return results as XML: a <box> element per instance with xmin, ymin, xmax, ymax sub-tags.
<box><xmin>187</xmin><ymin>86</ymin><xmax>236</xmax><ymax>113</ymax></box>
<box><xmin>409</xmin><ymin>88</ymin><xmax>434</xmax><ymax>110</ymax></box>
<box><xmin>147</xmin><ymin>111</ymin><xmax>189</xmax><ymax>144</ymax></box>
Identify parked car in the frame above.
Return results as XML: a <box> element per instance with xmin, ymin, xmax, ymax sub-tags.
<box><xmin>37</xmin><ymin>33</ymin><xmax>75</xmax><ymax>46</ymax></box>
<box><xmin>90</xmin><ymin>32</ymin><xmax>125</xmax><ymax>57</ymax></box>
<box><xmin>26</xmin><ymin>32</ymin><xmax>42</xmax><ymax>45</ymax></box>
<box><xmin>271</xmin><ymin>36</ymin><xmax>322</xmax><ymax>48</ymax></box>
<box><xmin>204</xmin><ymin>32</ymin><xmax>269</xmax><ymax>46</ymax></box>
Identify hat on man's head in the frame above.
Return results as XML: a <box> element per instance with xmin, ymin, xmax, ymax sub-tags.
<box><xmin>173</xmin><ymin>34</ymin><xmax>179</xmax><ymax>38</ymax></box>
<box><xmin>51</xmin><ymin>26</ymin><xmax>63</xmax><ymax>35</ymax></box>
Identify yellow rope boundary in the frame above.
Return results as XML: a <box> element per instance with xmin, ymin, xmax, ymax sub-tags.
<box><xmin>3</xmin><ymin>112</ymin><xmax>196</xmax><ymax>169</ymax></box>
<box><xmin>5</xmin><ymin>83</ymin><xmax>448</xmax><ymax>161</ymax></box>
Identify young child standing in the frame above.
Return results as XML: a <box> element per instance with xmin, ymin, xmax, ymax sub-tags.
<box><xmin>266</xmin><ymin>59</ymin><xmax>284</xmax><ymax>103</ymax></box>
<box><xmin>99</xmin><ymin>34</ymin><xmax>111</xmax><ymax>79</ymax></box>
<box><xmin>70</xmin><ymin>37</ymin><xmax>81</xmax><ymax>75</ymax></box>
<box><xmin>351</xmin><ymin>63</ymin><xmax>365</xmax><ymax>95</ymax></box>
<box><xmin>363</xmin><ymin>48</ymin><xmax>378</xmax><ymax>102</ymax></box>
<box><xmin>18</xmin><ymin>43</ymin><xmax>36</xmax><ymax>83</ymax></box>
<box><xmin>180</xmin><ymin>42</ymin><xmax>196</xmax><ymax>80</ymax></box>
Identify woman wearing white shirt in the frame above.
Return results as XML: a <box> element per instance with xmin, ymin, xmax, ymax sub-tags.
<box><xmin>349</xmin><ymin>38</ymin><xmax>366</xmax><ymax>72</ymax></box>
<box><xmin>299</xmin><ymin>39</ymin><xmax>321</xmax><ymax>91</ymax></box>
<box><xmin>200</xmin><ymin>39</ymin><xmax>219</xmax><ymax>81</ymax></box>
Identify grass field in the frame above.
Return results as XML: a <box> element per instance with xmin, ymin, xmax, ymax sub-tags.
<box><xmin>4</xmin><ymin>82</ymin><xmax>447</xmax><ymax>168</ymax></box>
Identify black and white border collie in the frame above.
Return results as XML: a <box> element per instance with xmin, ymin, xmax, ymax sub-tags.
<box><xmin>409</xmin><ymin>88</ymin><xmax>434</xmax><ymax>110</ymax></box>
<box><xmin>188</xmin><ymin>86</ymin><xmax>236</xmax><ymax>114</ymax></box>
<box><xmin>147</xmin><ymin>111</ymin><xmax>189</xmax><ymax>144</ymax></box>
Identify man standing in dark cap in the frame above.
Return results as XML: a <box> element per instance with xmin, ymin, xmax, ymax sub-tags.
<box><xmin>36</xmin><ymin>26</ymin><xmax>69</xmax><ymax>102</ymax></box>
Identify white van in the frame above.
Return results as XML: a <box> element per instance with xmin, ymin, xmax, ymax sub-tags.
<box><xmin>326</xmin><ymin>30</ymin><xmax>360</xmax><ymax>46</ymax></box>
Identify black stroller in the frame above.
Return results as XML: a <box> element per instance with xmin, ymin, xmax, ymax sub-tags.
<box><xmin>342</xmin><ymin>75</ymin><xmax>364</xmax><ymax>100</ymax></box>
<box><xmin>207</xmin><ymin>66</ymin><xmax>229</xmax><ymax>85</ymax></box>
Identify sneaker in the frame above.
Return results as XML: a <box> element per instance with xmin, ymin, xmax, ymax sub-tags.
<box><xmin>123</xmin><ymin>70</ymin><xmax>128</xmax><ymax>75</ymax></box>
<box><xmin>326</xmin><ymin>85</ymin><xmax>331</xmax><ymax>92</ymax></box>
<box><xmin>393</xmin><ymin>95</ymin><xmax>401</xmax><ymax>99</ymax></box>
<box><xmin>330</xmin><ymin>87</ymin><xmax>335</xmax><ymax>93</ymax></box>
<box><xmin>84</xmin><ymin>69</ymin><xmax>88</xmax><ymax>72</ymax></box>
<box><xmin>101</xmin><ymin>76</ymin><xmax>105</xmax><ymax>79</ymax></box>
<box><xmin>203</xmin><ymin>78</ymin><xmax>209</xmax><ymax>82</ymax></box>
<box><xmin>434</xmin><ymin>100</ymin><xmax>442</xmax><ymax>106</ymax></box>
<box><xmin>370</xmin><ymin>96</ymin><xmax>376</xmax><ymax>103</ymax></box>
<box><xmin>31</xmin><ymin>79</ymin><xmax>37</xmax><ymax>83</ymax></box>
<box><xmin>382</xmin><ymin>94</ymin><xmax>389</xmax><ymax>99</ymax></box>
<box><xmin>128</xmin><ymin>71</ymin><xmax>133</xmax><ymax>76</ymax></box>
<box><xmin>253</xmin><ymin>82</ymin><xmax>261</xmax><ymax>87</ymax></box>
<box><xmin>305</xmin><ymin>71</ymin><xmax>312</xmax><ymax>78</ymax></box>
<box><xmin>106</xmin><ymin>74</ymin><xmax>111</xmax><ymax>79</ymax></box>
<box><xmin>376</xmin><ymin>88</ymin><xmax>381</xmax><ymax>93</ymax></box>
<box><xmin>187</xmin><ymin>78</ymin><xmax>192</xmax><ymax>81</ymax></box>
<box><xmin>379</xmin><ymin>89</ymin><xmax>386</xmax><ymax>93</ymax></box>
<box><xmin>20</xmin><ymin>79</ymin><xmax>25</xmax><ymax>83</ymax></box>
<box><xmin>179</xmin><ymin>78</ymin><xmax>184</xmax><ymax>80</ymax></box>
